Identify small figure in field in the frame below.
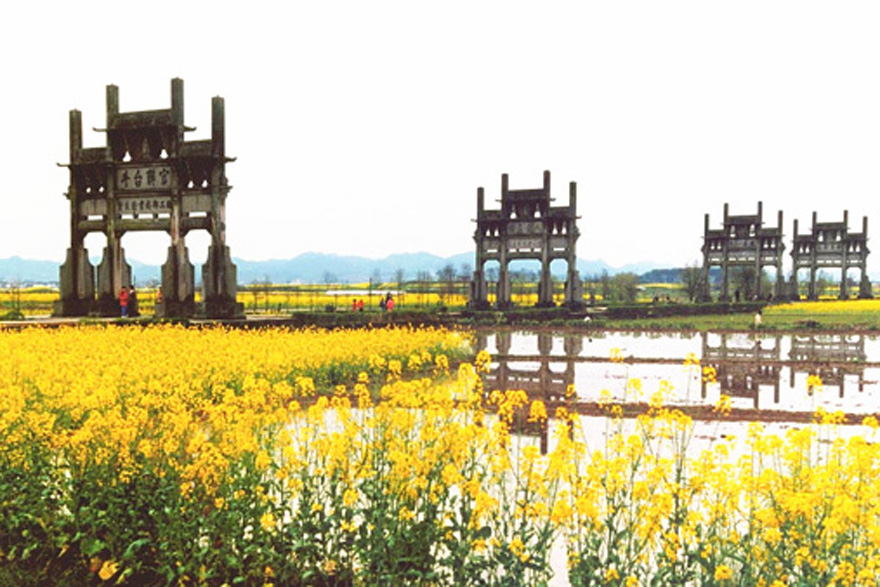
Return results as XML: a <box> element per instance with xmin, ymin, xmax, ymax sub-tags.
<box><xmin>352</xmin><ymin>299</ymin><xmax>358</xmax><ymax>312</ymax></box>
<box><xmin>385</xmin><ymin>292</ymin><xmax>395</xmax><ymax>312</ymax></box>
<box><xmin>128</xmin><ymin>285</ymin><xmax>139</xmax><ymax>317</ymax></box>
<box><xmin>156</xmin><ymin>286</ymin><xmax>163</xmax><ymax>304</ymax></box>
<box><xmin>119</xmin><ymin>287</ymin><xmax>130</xmax><ymax>318</ymax></box>
<box><xmin>754</xmin><ymin>309</ymin><xmax>763</xmax><ymax>329</ymax></box>
<box><xmin>380</xmin><ymin>297</ymin><xmax>387</xmax><ymax>312</ymax></box>
<box><xmin>357</xmin><ymin>299</ymin><xmax>364</xmax><ymax>312</ymax></box>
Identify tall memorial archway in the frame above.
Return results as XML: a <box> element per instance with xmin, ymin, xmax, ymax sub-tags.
<box><xmin>469</xmin><ymin>171</ymin><xmax>583</xmax><ymax>309</ymax></box>
<box><xmin>700</xmin><ymin>202</ymin><xmax>785</xmax><ymax>302</ymax></box>
<box><xmin>54</xmin><ymin>78</ymin><xmax>243</xmax><ymax>318</ymax></box>
<box><xmin>790</xmin><ymin>211</ymin><xmax>871</xmax><ymax>300</ymax></box>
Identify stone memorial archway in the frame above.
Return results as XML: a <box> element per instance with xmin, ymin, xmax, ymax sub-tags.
<box><xmin>55</xmin><ymin>78</ymin><xmax>242</xmax><ymax>318</ymax></box>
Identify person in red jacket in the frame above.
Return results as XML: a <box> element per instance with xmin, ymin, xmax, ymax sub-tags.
<box><xmin>119</xmin><ymin>287</ymin><xmax>130</xmax><ymax>317</ymax></box>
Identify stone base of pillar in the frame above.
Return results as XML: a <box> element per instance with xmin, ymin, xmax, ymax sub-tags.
<box><xmin>468</xmin><ymin>299</ymin><xmax>493</xmax><ymax>311</ymax></box>
<box><xmin>787</xmin><ymin>278</ymin><xmax>799</xmax><ymax>301</ymax></box>
<box><xmin>155</xmin><ymin>299</ymin><xmax>197</xmax><ymax>319</ymax></box>
<box><xmin>537</xmin><ymin>276</ymin><xmax>555</xmax><ymax>307</ymax></box>
<box><xmin>202</xmin><ymin>245</ymin><xmax>237</xmax><ymax>299</ymax></box>
<box><xmin>95</xmin><ymin>246</ymin><xmax>132</xmax><ymax>317</ymax></box>
<box><xmin>202</xmin><ymin>245</ymin><xmax>243</xmax><ymax>318</ymax></box>
<box><xmin>563</xmin><ymin>271</ymin><xmax>585</xmax><ymax>309</ymax></box>
<box><xmin>52</xmin><ymin>298</ymin><xmax>95</xmax><ymax>317</ymax></box>
<box><xmin>773</xmin><ymin>279</ymin><xmax>786</xmax><ymax>301</ymax></box>
<box><xmin>859</xmin><ymin>277</ymin><xmax>873</xmax><ymax>299</ymax></box>
<box><xmin>469</xmin><ymin>273</ymin><xmax>489</xmax><ymax>309</ymax></box>
<box><xmin>95</xmin><ymin>293</ymin><xmax>122</xmax><ymax>317</ymax></box>
<box><xmin>54</xmin><ymin>247</ymin><xmax>96</xmax><ymax>317</ymax></box>
<box><xmin>159</xmin><ymin>245</ymin><xmax>195</xmax><ymax>318</ymax></box>
<box><xmin>203</xmin><ymin>297</ymin><xmax>245</xmax><ymax>319</ymax></box>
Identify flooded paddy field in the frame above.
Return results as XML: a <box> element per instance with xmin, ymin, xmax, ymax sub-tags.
<box><xmin>477</xmin><ymin>327</ymin><xmax>880</xmax><ymax>423</ymax></box>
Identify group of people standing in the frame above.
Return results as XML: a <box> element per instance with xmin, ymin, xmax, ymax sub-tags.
<box><xmin>380</xmin><ymin>292</ymin><xmax>395</xmax><ymax>312</ymax></box>
<box><xmin>118</xmin><ymin>285</ymin><xmax>139</xmax><ymax>317</ymax></box>
<box><xmin>351</xmin><ymin>292</ymin><xmax>395</xmax><ymax>312</ymax></box>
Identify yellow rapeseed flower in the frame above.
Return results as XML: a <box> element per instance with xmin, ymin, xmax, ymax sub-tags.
<box><xmin>508</xmin><ymin>537</ymin><xmax>529</xmax><ymax>563</ymax></box>
<box><xmin>714</xmin><ymin>565</ymin><xmax>733</xmax><ymax>581</ymax></box>
<box><xmin>98</xmin><ymin>559</ymin><xmax>119</xmax><ymax>581</ymax></box>
<box><xmin>260</xmin><ymin>512</ymin><xmax>277</xmax><ymax>533</ymax></box>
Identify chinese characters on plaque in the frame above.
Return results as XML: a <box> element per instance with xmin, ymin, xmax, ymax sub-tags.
<box><xmin>116</xmin><ymin>165</ymin><xmax>172</xmax><ymax>191</ymax></box>
<box><xmin>118</xmin><ymin>197</ymin><xmax>172</xmax><ymax>214</ymax></box>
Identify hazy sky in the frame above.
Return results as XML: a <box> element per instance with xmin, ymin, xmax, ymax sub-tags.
<box><xmin>2</xmin><ymin>1</ymin><xmax>880</xmax><ymax>268</ymax></box>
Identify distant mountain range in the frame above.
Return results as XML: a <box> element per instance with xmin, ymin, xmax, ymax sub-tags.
<box><xmin>0</xmin><ymin>253</ymin><xmax>672</xmax><ymax>286</ymax></box>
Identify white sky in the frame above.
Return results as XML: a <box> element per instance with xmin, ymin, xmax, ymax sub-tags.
<box><xmin>1</xmin><ymin>1</ymin><xmax>879</xmax><ymax>268</ymax></box>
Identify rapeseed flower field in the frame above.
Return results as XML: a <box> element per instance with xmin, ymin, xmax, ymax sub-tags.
<box><xmin>2</xmin><ymin>325</ymin><xmax>880</xmax><ymax>585</ymax></box>
<box><xmin>769</xmin><ymin>299</ymin><xmax>880</xmax><ymax>315</ymax></box>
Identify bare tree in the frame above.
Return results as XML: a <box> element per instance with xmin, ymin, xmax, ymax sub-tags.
<box><xmin>611</xmin><ymin>273</ymin><xmax>640</xmax><ymax>303</ymax></box>
<box><xmin>394</xmin><ymin>268</ymin><xmax>405</xmax><ymax>306</ymax></box>
<box><xmin>437</xmin><ymin>264</ymin><xmax>456</xmax><ymax>305</ymax></box>
<box><xmin>262</xmin><ymin>275</ymin><xmax>272</xmax><ymax>313</ymax></box>
<box><xmin>680</xmin><ymin>263</ymin><xmax>703</xmax><ymax>302</ymax></box>
<box><xmin>730</xmin><ymin>266</ymin><xmax>769</xmax><ymax>301</ymax></box>
<box><xmin>416</xmin><ymin>270</ymin><xmax>433</xmax><ymax>307</ymax></box>
<box><xmin>600</xmin><ymin>271</ymin><xmax>611</xmax><ymax>302</ymax></box>
<box><xmin>459</xmin><ymin>263</ymin><xmax>473</xmax><ymax>281</ymax></box>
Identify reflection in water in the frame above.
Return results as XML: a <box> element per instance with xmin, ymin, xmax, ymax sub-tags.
<box><xmin>477</xmin><ymin>329</ymin><xmax>880</xmax><ymax>436</ymax></box>
<box><xmin>476</xmin><ymin>332</ymin><xmax>583</xmax><ymax>452</ymax></box>
<box><xmin>701</xmin><ymin>333</ymin><xmax>782</xmax><ymax>408</ymax></box>
<box><xmin>478</xmin><ymin>332</ymin><xmax>581</xmax><ymax>403</ymax></box>
<box><xmin>698</xmin><ymin>333</ymin><xmax>869</xmax><ymax>408</ymax></box>
<box><xmin>789</xmin><ymin>334</ymin><xmax>866</xmax><ymax>396</ymax></box>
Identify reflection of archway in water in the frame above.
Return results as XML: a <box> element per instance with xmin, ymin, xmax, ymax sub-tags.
<box><xmin>789</xmin><ymin>334</ymin><xmax>867</xmax><ymax>396</ymax></box>
<box><xmin>699</xmin><ymin>332</ymin><xmax>870</xmax><ymax>407</ymax></box>
<box><xmin>700</xmin><ymin>333</ymin><xmax>782</xmax><ymax>409</ymax></box>
<box><xmin>477</xmin><ymin>331</ymin><xmax>583</xmax><ymax>453</ymax></box>
<box><xmin>474</xmin><ymin>329</ymin><xmax>880</xmax><ymax>448</ymax></box>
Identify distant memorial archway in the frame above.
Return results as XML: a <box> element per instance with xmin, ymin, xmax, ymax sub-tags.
<box><xmin>700</xmin><ymin>202</ymin><xmax>785</xmax><ymax>302</ymax></box>
<box><xmin>790</xmin><ymin>211</ymin><xmax>871</xmax><ymax>300</ymax></box>
<box><xmin>54</xmin><ymin>78</ymin><xmax>242</xmax><ymax>318</ymax></box>
<box><xmin>469</xmin><ymin>171</ymin><xmax>583</xmax><ymax>309</ymax></box>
